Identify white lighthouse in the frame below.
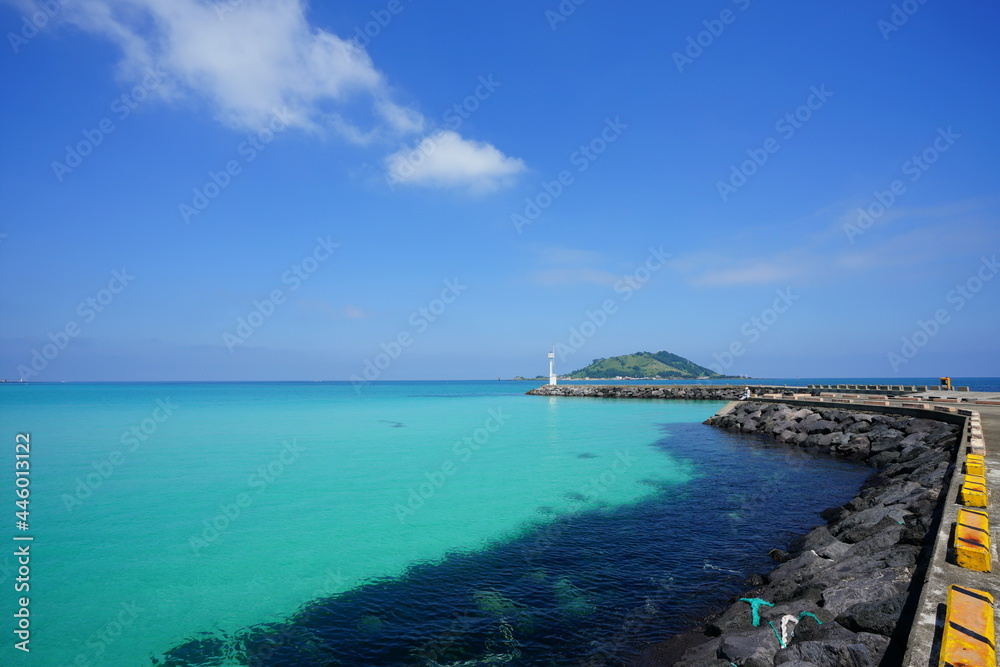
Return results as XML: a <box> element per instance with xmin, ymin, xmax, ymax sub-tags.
<box><xmin>548</xmin><ymin>347</ymin><xmax>557</xmax><ymax>385</ymax></box>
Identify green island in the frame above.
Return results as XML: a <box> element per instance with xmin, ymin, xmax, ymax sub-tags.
<box><xmin>563</xmin><ymin>350</ymin><xmax>733</xmax><ymax>380</ymax></box>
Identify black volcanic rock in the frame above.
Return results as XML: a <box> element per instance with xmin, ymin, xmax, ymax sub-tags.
<box><xmin>680</xmin><ymin>402</ymin><xmax>958</xmax><ymax>665</ymax></box>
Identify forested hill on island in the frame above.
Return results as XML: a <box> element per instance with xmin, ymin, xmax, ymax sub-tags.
<box><xmin>565</xmin><ymin>351</ymin><xmax>725</xmax><ymax>379</ymax></box>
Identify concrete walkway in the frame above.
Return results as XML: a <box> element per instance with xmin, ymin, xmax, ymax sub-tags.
<box><xmin>912</xmin><ymin>390</ymin><xmax>1000</xmax><ymax>402</ymax></box>
<box><xmin>900</xmin><ymin>402</ymin><xmax>1000</xmax><ymax>666</ymax></box>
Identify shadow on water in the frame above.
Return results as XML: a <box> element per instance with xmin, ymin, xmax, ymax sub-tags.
<box><xmin>153</xmin><ymin>423</ymin><xmax>871</xmax><ymax>667</ymax></box>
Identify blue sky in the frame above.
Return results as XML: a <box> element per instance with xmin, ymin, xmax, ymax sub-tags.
<box><xmin>1</xmin><ymin>0</ymin><xmax>998</xmax><ymax>381</ymax></box>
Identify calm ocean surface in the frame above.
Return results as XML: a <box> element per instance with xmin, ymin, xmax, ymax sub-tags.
<box><xmin>0</xmin><ymin>379</ymin><xmax>992</xmax><ymax>665</ymax></box>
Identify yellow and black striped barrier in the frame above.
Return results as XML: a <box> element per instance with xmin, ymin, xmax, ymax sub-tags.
<box><xmin>940</xmin><ymin>584</ymin><xmax>996</xmax><ymax>667</ymax></box>
<box><xmin>953</xmin><ymin>508</ymin><xmax>991</xmax><ymax>572</ymax></box>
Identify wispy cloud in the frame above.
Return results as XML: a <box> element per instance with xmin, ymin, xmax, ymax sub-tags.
<box><xmin>672</xmin><ymin>198</ymin><xmax>999</xmax><ymax>287</ymax></box>
<box><xmin>833</xmin><ymin>198</ymin><xmax>991</xmax><ymax>241</ymax></box>
<box><xmin>30</xmin><ymin>0</ymin><xmax>523</xmax><ymax>189</ymax></box>
<box><xmin>688</xmin><ymin>260</ymin><xmax>800</xmax><ymax>287</ymax></box>
<box><xmin>523</xmin><ymin>246</ymin><xmax>619</xmax><ymax>287</ymax></box>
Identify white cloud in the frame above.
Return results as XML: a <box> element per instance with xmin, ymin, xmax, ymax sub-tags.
<box><xmin>40</xmin><ymin>0</ymin><xmax>396</xmax><ymax>134</ymax></box>
<box><xmin>31</xmin><ymin>0</ymin><xmax>524</xmax><ymax>188</ymax></box>
<box><xmin>384</xmin><ymin>130</ymin><xmax>526</xmax><ymax>192</ymax></box>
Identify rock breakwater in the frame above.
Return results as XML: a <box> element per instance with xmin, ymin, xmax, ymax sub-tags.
<box><xmin>648</xmin><ymin>401</ymin><xmax>959</xmax><ymax>667</ymax></box>
<box><xmin>527</xmin><ymin>385</ymin><xmax>748</xmax><ymax>400</ymax></box>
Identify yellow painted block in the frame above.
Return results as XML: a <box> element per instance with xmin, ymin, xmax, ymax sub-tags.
<box><xmin>960</xmin><ymin>478</ymin><xmax>988</xmax><ymax>508</ymax></box>
<box><xmin>954</xmin><ymin>508</ymin><xmax>991</xmax><ymax>572</ymax></box>
<box><xmin>940</xmin><ymin>585</ymin><xmax>996</xmax><ymax>667</ymax></box>
<box><xmin>965</xmin><ymin>455</ymin><xmax>985</xmax><ymax>477</ymax></box>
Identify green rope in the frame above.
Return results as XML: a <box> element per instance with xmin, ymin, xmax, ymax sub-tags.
<box><xmin>798</xmin><ymin>611</ymin><xmax>822</xmax><ymax>624</ymax></box>
<box><xmin>738</xmin><ymin>597</ymin><xmax>774</xmax><ymax>627</ymax></box>
<box><xmin>767</xmin><ymin>620</ymin><xmax>786</xmax><ymax>648</ymax></box>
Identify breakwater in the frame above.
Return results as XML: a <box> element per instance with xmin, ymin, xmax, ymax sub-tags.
<box><xmin>526</xmin><ymin>384</ymin><xmax>754</xmax><ymax>400</ymax></box>
<box><xmin>650</xmin><ymin>401</ymin><xmax>958</xmax><ymax>666</ymax></box>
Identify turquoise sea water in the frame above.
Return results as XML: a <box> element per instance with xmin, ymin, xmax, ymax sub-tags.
<box><xmin>1</xmin><ymin>382</ymin><xmax>878</xmax><ymax>665</ymax></box>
